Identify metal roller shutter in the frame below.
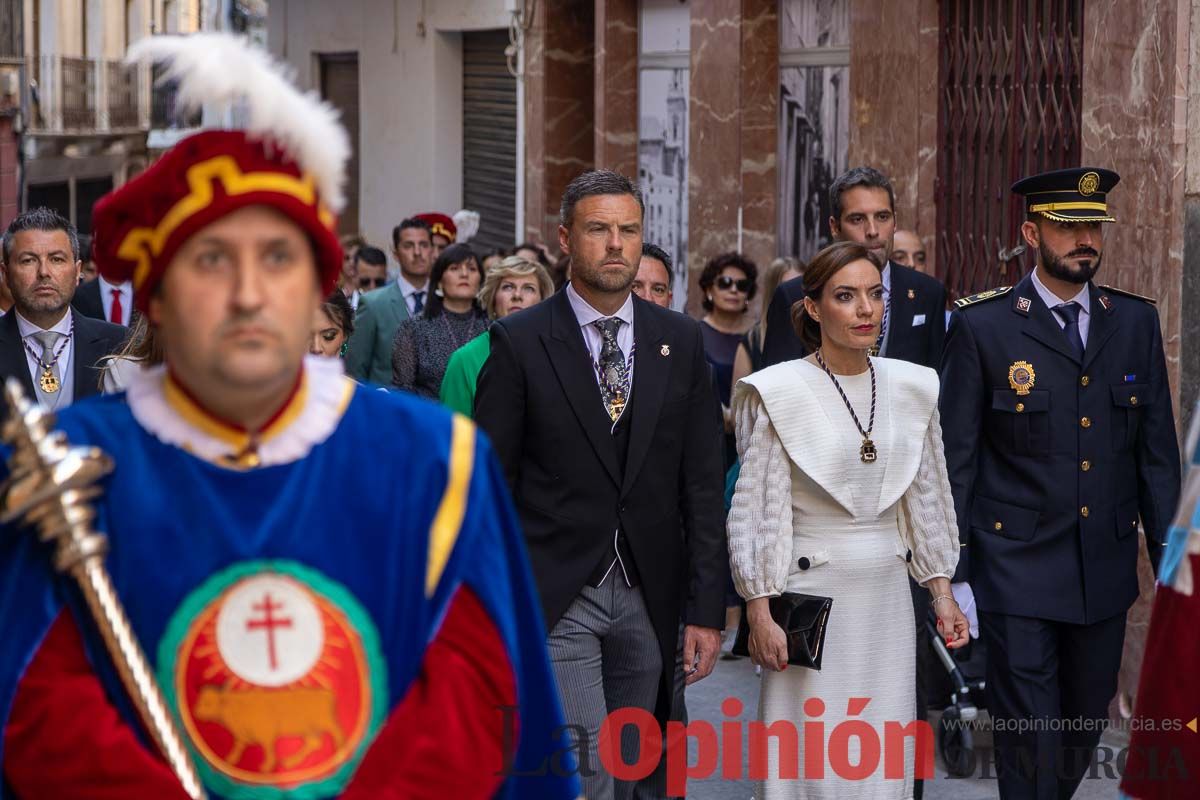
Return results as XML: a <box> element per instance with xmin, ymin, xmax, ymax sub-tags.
<box><xmin>462</xmin><ymin>30</ymin><xmax>516</xmax><ymax>253</ymax></box>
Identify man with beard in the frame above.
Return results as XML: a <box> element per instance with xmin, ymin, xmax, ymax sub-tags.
<box><xmin>475</xmin><ymin>170</ymin><xmax>727</xmax><ymax>799</ymax></box>
<box><xmin>940</xmin><ymin>167</ymin><xmax>1181</xmax><ymax>800</ymax></box>
<box><xmin>0</xmin><ymin>208</ymin><xmax>125</xmax><ymax>417</ymax></box>
<box><xmin>760</xmin><ymin>166</ymin><xmax>947</xmax><ymax>369</ymax></box>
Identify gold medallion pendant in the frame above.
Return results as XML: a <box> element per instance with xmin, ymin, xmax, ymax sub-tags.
<box><xmin>38</xmin><ymin>369</ymin><xmax>60</xmax><ymax>394</ymax></box>
<box><xmin>860</xmin><ymin>439</ymin><xmax>877</xmax><ymax>464</ymax></box>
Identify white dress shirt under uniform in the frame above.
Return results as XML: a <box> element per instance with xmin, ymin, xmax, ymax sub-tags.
<box><xmin>97</xmin><ymin>275</ymin><xmax>133</xmax><ymax>325</ymax></box>
<box><xmin>1031</xmin><ymin>267</ymin><xmax>1091</xmax><ymax>347</ymax></box>
<box><xmin>16</xmin><ymin>310</ymin><xmax>75</xmax><ymax>407</ymax></box>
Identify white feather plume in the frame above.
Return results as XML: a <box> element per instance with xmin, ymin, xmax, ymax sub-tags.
<box><xmin>126</xmin><ymin>33</ymin><xmax>350</xmax><ymax>213</ymax></box>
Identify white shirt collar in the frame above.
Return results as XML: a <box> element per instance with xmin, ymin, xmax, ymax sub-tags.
<box><xmin>15</xmin><ymin>309</ymin><xmax>73</xmax><ymax>338</ymax></box>
<box><xmin>398</xmin><ymin>275</ymin><xmax>428</xmax><ymax>298</ymax></box>
<box><xmin>97</xmin><ymin>275</ymin><xmax>130</xmax><ymax>295</ymax></box>
<box><xmin>566</xmin><ymin>282</ymin><xmax>634</xmax><ymax>329</ymax></box>
<box><xmin>1031</xmin><ymin>268</ymin><xmax>1090</xmax><ymax>315</ymax></box>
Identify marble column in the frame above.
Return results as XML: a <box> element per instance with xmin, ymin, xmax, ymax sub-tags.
<box><xmin>739</xmin><ymin>0</ymin><xmax>779</xmax><ymax>284</ymax></box>
<box><xmin>594</xmin><ymin>0</ymin><xmax>638</xmax><ymax>177</ymax></box>
<box><xmin>1080</xmin><ymin>0</ymin><xmax>1191</xmax><ymax>735</ymax></box>
<box><xmin>523</xmin><ymin>0</ymin><xmax>595</xmax><ymax>252</ymax></box>
<box><xmin>847</xmin><ymin>0</ymin><xmax>939</xmax><ymax>273</ymax></box>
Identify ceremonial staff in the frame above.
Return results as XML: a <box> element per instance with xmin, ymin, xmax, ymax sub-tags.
<box><xmin>0</xmin><ymin>379</ymin><xmax>206</xmax><ymax>800</ymax></box>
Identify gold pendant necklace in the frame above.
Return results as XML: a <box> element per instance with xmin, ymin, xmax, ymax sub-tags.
<box><xmin>39</xmin><ymin>369</ymin><xmax>60</xmax><ymax>394</ymax></box>
<box><xmin>815</xmin><ymin>350</ymin><xmax>878</xmax><ymax>464</ymax></box>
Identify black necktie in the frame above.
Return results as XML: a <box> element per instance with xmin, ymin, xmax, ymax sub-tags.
<box><xmin>1053</xmin><ymin>302</ymin><xmax>1085</xmax><ymax>360</ymax></box>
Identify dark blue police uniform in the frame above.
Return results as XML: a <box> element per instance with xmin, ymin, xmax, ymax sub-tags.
<box><xmin>939</xmin><ymin>168</ymin><xmax>1181</xmax><ymax>799</ymax></box>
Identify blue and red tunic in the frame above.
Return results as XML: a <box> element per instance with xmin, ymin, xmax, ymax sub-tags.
<box><xmin>0</xmin><ymin>358</ymin><xmax>578</xmax><ymax>799</ymax></box>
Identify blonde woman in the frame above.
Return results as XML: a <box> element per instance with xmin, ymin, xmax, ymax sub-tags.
<box><xmin>439</xmin><ymin>255</ymin><xmax>553</xmax><ymax>416</ymax></box>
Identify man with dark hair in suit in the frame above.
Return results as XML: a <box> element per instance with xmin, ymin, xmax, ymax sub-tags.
<box><xmin>0</xmin><ymin>208</ymin><xmax>125</xmax><ymax>416</ymax></box>
<box><xmin>761</xmin><ymin>166</ymin><xmax>947</xmax><ymax>369</ymax></box>
<box><xmin>476</xmin><ymin>169</ymin><xmax>727</xmax><ymax>799</ymax></box>
<box><xmin>72</xmin><ymin>237</ymin><xmax>134</xmax><ymax>327</ymax></box>
<box><xmin>343</xmin><ymin>217</ymin><xmax>431</xmax><ymax>384</ymax></box>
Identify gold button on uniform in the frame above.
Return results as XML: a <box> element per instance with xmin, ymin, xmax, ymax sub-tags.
<box><xmin>1130</xmin><ymin>396</ymin><xmax>1139</xmax><ymax>406</ymax></box>
<box><xmin>1016</xmin><ymin>403</ymin><xmax>1025</xmax><ymax>412</ymax></box>
<box><xmin>1081</xmin><ymin>460</ymin><xmax>1091</xmax><ymax>471</ymax></box>
<box><xmin>994</xmin><ymin>521</ymin><xmax>1003</xmax><ymax>531</ymax></box>
<box><xmin>1081</xmin><ymin>417</ymin><xmax>1092</xmax><ymax>428</ymax></box>
<box><xmin>1080</xmin><ymin>376</ymin><xmax>1090</xmax><ymax>387</ymax></box>
<box><xmin>1081</xmin><ymin>506</ymin><xmax>1090</xmax><ymax>517</ymax></box>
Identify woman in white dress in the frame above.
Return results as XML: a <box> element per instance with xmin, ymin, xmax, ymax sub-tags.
<box><xmin>728</xmin><ymin>241</ymin><xmax>970</xmax><ymax>799</ymax></box>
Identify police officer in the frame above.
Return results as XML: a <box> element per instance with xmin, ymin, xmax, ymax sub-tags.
<box><xmin>940</xmin><ymin>167</ymin><xmax>1181</xmax><ymax>799</ymax></box>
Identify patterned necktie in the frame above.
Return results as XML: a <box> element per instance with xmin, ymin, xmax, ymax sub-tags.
<box><xmin>411</xmin><ymin>290</ymin><xmax>425</xmax><ymax>315</ymax></box>
<box><xmin>1053</xmin><ymin>301</ymin><xmax>1085</xmax><ymax>360</ymax></box>
<box><xmin>31</xmin><ymin>330</ymin><xmax>63</xmax><ymax>407</ymax></box>
<box><xmin>592</xmin><ymin>318</ymin><xmax>629</xmax><ymax>422</ymax></box>
<box><xmin>110</xmin><ymin>288</ymin><xmax>124</xmax><ymax>325</ymax></box>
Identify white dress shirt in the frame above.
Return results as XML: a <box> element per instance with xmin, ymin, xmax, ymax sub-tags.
<box><xmin>399</xmin><ymin>276</ymin><xmax>428</xmax><ymax>316</ymax></box>
<box><xmin>1031</xmin><ymin>268</ymin><xmax>1091</xmax><ymax>347</ymax></box>
<box><xmin>98</xmin><ymin>275</ymin><xmax>133</xmax><ymax>325</ymax></box>
<box><xmin>16</xmin><ymin>310</ymin><xmax>75</xmax><ymax>407</ymax></box>
<box><xmin>566</xmin><ymin>282</ymin><xmax>636</xmax><ymax>390</ymax></box>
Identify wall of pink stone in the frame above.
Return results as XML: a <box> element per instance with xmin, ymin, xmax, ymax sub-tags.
<box><xmin>523</xmin><ymin>0</ymin><xmax>595</xmax><ymax>253</ymax></box>
<box><xmin>594</xmin><ymin>0</ymin><xmax>639</xmax><ymax>178</ymax></box>
<box><xmin>1079</xmin><ymin>0</ymin><xmax>1193</xmax><ymax>739</ymax></box>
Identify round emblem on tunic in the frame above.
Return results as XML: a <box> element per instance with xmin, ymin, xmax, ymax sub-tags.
<box><xmin>1078</xmin><ymin>171</ymin><xmax>1100</xmax><ymax>196</ymax></box>
<box><xmin>1008</xmin><ymin>360</ymin><xmax>1036</xmax><ymax>396</ymax></box>
<box><xmin>158</xmin><ymin>561</ymin><xmax>387</xmax><ymax>798</ymax></box>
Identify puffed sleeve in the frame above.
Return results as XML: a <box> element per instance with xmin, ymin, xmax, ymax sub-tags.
<box><xmin>899</xmin><ymin>406</ymin><xmax>961</xmax><ymax>584</ymax></box>
<box><xmin>727</xmin><ymin>387</ymin><xmax>795</xmax><ymax>600</ymax></box>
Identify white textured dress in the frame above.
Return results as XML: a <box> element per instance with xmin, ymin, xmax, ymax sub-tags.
<box><xmin>728</xmin><ymin>356</ymin><xmax>960</xmax><ymax>800</ymax></box>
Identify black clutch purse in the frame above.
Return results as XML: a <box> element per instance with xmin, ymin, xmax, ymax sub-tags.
<box><xmin>731</xmin><ymin>593</ymin><xmax>833</xmax><ymax>670</ymax></box>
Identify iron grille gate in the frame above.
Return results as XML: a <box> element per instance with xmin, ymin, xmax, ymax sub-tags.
<box><xmin>936</xmin><ymin>0</ymin><xmax>1084</xmax><ymax>300</ymax></box>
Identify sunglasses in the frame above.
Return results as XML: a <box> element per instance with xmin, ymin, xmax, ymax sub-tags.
<box><xmin>716</xmin><ymin>275</ymin><xmax>752</xmax><ymax>293</ymax></box>
<box><xmin>358</xmin><ymin>276</ymin><xmax>387</xmax><ymax>290</ymax></box>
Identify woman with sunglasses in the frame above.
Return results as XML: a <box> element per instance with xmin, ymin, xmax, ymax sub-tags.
<box><xmin>698</xmin><ymin>253</ymin><xmax>758</xmax><ymax>448</ymax></box>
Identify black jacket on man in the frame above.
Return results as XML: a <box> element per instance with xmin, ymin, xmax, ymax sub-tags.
<box><xmin>761</xmin><ymin>261</ymin><xmax>948</xmax><ymax>369</ymax></box>
<box><xmin>474</xmin><ymin>289</ymin><xmax>727</xmax><ymax>718</ymax></box>
<box><xmin>939</xmin><ymin>273</ymin><xmax>1180</xmax><ymax>623</ymax></box>
<box><xmin>0</xmin><ymin>308</ymin><xmax>127</xmax><ymax>417</ymax></box>
<box><xmin>70</xmin><ymin>278</ymin><xmax>106</xmax><ymax>322</ymax></box>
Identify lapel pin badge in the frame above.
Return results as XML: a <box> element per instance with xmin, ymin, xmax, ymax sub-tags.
<box><xmin>660</xmin><ymin>344</ymin><xmax>671</xmax><ymax>357</ymax></box>
<box><xmin>1016</xmin><ymin>297</ymin><xmax>1032</xmax><ymax>314</ymax></box>
<box><xmin>1099</xmin><ymin>295</ymin><xmax>1113</xmax><ymax>311</ymax></box>
<box><xmin>907</xmin><ymin>289</ymin><xmax>915</xmax><ymax>300</ymax></box>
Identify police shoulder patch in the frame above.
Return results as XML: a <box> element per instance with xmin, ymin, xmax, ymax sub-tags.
<box><xmin>1098</xmin><ymin>284</ymin><xmax>1157</xmax><ymax>305</ymax></box>
<box><xmin>954</xmin><ymin>286</ymin><xmax>1012</xmax><ymax>309</ymax></box>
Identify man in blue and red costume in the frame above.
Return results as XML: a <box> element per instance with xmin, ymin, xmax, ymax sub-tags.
<box><xmin>0</xmin><ymin>33</ymin><xmax>578</xmax><ymax>800</ymax></box>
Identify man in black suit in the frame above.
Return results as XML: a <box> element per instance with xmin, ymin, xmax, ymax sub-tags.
<box><xmin>940</xmin><ymin>168</ymin><xmax>1181</xmax><ymax>799</ymax></box>
<box><xmin>0</xmin><ymin>209</ymin><xmax>126</xmax><ymax>416</ymax></box>
<box><xmin>72</xmin><ymin>271</ymin><xmax>134</xmax><ymax>327</ymax></box>
<box><xmin>475</xmin><ymin>170</ymin><xmax>726</xmax><ymax>799</ymax></box>
<box><xmin>761</xmin><ymin>166</ymin><xmax>947</xmax><ymax>369</ymax></box>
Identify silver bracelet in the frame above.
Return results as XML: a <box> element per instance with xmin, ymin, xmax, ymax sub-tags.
<box><xmin>930</xmin><ymin>594</ymin><xmax>955</xmax><ymax>607</ymax></box>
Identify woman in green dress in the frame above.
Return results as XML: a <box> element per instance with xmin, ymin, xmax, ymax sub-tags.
<box><xmin>439</xmin><ymin>255</ymin><xmax>554</xmax><ymax>416</ymax></box>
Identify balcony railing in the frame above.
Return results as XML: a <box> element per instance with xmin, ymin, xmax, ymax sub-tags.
<box><xmin>27</xmin><ymin>54</ymin><xmax>150</xmax><ymax>134</ymax></box>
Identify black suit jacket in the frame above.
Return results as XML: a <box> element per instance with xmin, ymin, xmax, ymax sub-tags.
<box><xmin>474</xmin><ymin>290</ymin><xmax>727</xmax><ymax>716</ymax></box>
<box><xmin>0</xmin><ymin>309</ymin><xmax>127</xmax><ymax>417</ymax></box>
<box><xmin>71</xmin><ymin>278</ymin><xmax>106</xmax><ymax>322</ymax></box>
<box><xmin>939</xmin><ymin>274</ymin><xmax>1180</xmax><ymax>624</ymax></box>
<box><xmin>761</xmin><ymin>261</ymin><xmax>948</xmax><ymax>369</ymax></box>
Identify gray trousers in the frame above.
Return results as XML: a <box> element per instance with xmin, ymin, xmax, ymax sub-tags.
<box><xmin>547</xmin><ymin>578</ymin><xmax>664</xmax><ymax>800</ymax></box>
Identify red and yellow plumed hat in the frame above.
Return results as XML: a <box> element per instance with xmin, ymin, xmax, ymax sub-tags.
<box><xmin>415</xmin><ymin>213</ymin><xmax>457</xmax><ymax>243</ymax></box>
<box><xmin>92</xmin><ymin>33</ymin><xmax>351</xmax><ymax>311</ymax></box>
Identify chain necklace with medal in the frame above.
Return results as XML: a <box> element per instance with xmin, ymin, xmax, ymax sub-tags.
<box><xmin>22</xmin><ymin>320</ymin><xmax>74</xmax><ymax>394</ymax></box>
<box><xmin>815</xmin><ymin>348</ymin><xmax>878</xmax><ymax>463</ymax></box>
